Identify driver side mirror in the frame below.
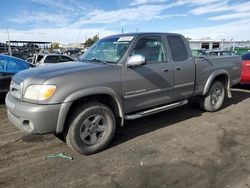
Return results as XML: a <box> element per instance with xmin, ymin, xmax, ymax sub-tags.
<box><xmin>126</xmin><ymin>54</ymin><xmax>145</xmax><ymax>68</ymax></box>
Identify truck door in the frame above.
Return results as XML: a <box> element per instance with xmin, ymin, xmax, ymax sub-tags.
<box><xmin>167</xmin><ymin>35</ymin><xmax>196</xmax><ymax>99</ymax></box>
<box><xmin>122</xmin><ymin>35</ymin><xmax>174</xmax><ymax>113</ymax></box>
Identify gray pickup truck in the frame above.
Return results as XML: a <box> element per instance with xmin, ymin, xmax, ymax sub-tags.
<box><xmin>5</xmin><ymin>33</ymin><xmax>241</xmax><ymax>155</ymax></box>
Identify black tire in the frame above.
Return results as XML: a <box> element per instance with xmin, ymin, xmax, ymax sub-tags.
<box><xmin>200</xmin><ymin>81</ymin><xmax>225</xmax><ymax>112</ymax></box>
<box><xmin>65</xmin><ymin>102</ymin><xmax>116</xmax><ymax>155</ymax></box>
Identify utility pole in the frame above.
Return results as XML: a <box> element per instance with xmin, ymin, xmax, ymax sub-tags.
<box><xmin>7</xmin><ymin>28</ymin><xmax>12</xmax><ymax>56</ymax></box>
<box><xmin>233</xmin><ymin>40</ymin><xmax>236</xmax><ymax>51</ymax></box>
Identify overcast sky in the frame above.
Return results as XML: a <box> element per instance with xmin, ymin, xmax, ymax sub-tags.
<box><xmin>0</xmin><ymin>0</ymin><xmax>250</xmax><ymax>43</ymax></box>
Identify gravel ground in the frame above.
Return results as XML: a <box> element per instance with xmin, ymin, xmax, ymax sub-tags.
<box><xmin>0</xmin><ymin>86</ymin><xmax>250</xmax><ymax>188</ymax></box>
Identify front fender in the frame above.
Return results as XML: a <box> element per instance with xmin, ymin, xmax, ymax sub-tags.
<box><xmin>56</xmin><ymin>87</ymin><xmax>124</xmax><ymax>133</ymax></box>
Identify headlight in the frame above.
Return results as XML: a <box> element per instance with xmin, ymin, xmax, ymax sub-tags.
<box><xmin>24</xmin><ymin>85</ymin><xmax>56</xmax><ymax>101</ymax></box>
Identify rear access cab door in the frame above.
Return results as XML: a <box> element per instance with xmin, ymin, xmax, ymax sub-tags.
<box><xmin>166</xmin><ymin>34</ymin><xmax>196</xmax><ymax>100</ymax></box>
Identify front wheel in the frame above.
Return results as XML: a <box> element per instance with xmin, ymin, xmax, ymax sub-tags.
<box><xmin>200</xmin><ymin>81</ymin><xmax>225</xmax><ymax>112</ymax></box>
<box><xmin>65</xmin><ymin>102</ymin><xmax>116</xmax><ymax>155</ymax></box>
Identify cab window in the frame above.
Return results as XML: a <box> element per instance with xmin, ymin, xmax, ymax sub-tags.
<box><xmin>60</xmin><ymin>55</ymin><xmax>73</xmax><ymax>62</ymax></box>
<box><xmin>131</xmin><ymin>37</ymin><xmax>166</xmax><ymax>63</ymax></box>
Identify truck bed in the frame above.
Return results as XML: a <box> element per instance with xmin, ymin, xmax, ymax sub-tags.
<box><xmin>194</xmin><ymin>55</ymin><xmax>242</xmax><ymax>95</ymax></box>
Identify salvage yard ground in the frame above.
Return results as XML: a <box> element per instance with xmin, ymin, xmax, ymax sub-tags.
<box><xmin>1</xmin><ymin>86</ymin><xmax>250</xmax><ymax>188</ymax></box>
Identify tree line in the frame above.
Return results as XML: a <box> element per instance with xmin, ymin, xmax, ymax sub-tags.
<box><xmin>51</xmin><ymin>35</ymin><xmax>99</xmax><ymax>50</ymax></box>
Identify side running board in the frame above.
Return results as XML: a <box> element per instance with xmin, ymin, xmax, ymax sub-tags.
<box><xmin>124</xmin><ymin>99</ymin><xmax>188</xmax><ymax>120</ymax></box>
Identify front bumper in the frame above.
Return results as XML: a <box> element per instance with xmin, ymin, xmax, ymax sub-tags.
<box><xmin>5</xmin><ymin>92</ymin><xmax>61</xmax><ymax>134</ymax></box>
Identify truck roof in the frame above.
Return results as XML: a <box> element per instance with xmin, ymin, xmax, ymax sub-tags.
<box><xmin>104</xmin><ymin>32</ymin><xmax>184</xmax><ymax>39</ymax></box>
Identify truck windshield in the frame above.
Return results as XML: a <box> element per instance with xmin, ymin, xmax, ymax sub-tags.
<box><xmin>80</xmin><ymin>36</ymin><xmax>133</xmax><ymax>64</ymax></box>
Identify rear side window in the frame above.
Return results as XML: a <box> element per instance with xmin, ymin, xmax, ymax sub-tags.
<box><xmin>60</xmin><ymin>55</ymin><xmax>73</xmax><ymax>62</ymax></box>
<box><xmin>167</xmin><ymin>36</ymin><xmax>188</xmax><ymax>61</ymax></box>
<box><xmin>44</xmin><ymin>56</ymin><xmax>60</xmax><ymax>63</ymax></box>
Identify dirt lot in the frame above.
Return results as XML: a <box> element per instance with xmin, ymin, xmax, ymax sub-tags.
<box><xmin>1</xmin><ymin>86</ymin><xmax>250</xmax><ymax>188</ymax></box>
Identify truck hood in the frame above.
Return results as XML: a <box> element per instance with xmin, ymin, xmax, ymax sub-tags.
<box><xmin>12</xmin><ymin>61</ymin><xmax>108</xmax><ymax>84</ymax></box>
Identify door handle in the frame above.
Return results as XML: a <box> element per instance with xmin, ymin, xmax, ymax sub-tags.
<box><xmin>163</xmin><ymin>68</ymin><xmax>172</xmax><ymax>72</ymax></box>
<box><xmin>175</xmin><ymin>67</ymin><xmax>182</xmax><ymax>71</ymax></box>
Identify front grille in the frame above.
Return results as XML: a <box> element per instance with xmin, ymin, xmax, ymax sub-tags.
<box><xmin>10</xmin><ymin>80</ymin><xmax>22</xmax><ymax>99</ymax></box>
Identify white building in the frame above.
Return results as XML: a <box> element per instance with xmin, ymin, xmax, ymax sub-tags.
<box><xmin>189</xmin><ymin>39</ymin><xmax>250</xmax><ymax>50</ymax></box>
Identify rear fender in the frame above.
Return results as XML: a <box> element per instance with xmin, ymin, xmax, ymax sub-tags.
<box><xmin>203</xmin><ymin>70</ymin><xmax>232</xmax><ymax>98</ymax></box>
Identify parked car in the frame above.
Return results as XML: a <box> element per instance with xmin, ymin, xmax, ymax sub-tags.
<box><xmin>27</xmin><ymin>54</ymin><xmax>75</xmax><ymax>66</ymax></box>
<box><xmin>64</xmin><ymin>48</ymin><xmax>81</xmax><ymax>55</ymax></box>
<box><xmin>0</xmin><ymin>54</ymin><xmax>34</xmax><ymax>95</ymax></box>
<box><xmin>191</xmin><ymin>49</ymin><xmax>207</xmax><ymax>57</ymax></box>
<box><xmin>241</xmin><ymin>52</ymin><xmax>250</xmax><ymax>84</ymax></box>
<box><xmin>64</xmin><ymin>48</ymin><xmax>82</xmax><ymax>60</ymax></box>
<box><xmin>207</xmin><ymin>50</ymin><xmax>237</xmax><ymax>56</ymax></box>
<box><xmin>6</xmin><ymin>33</ymin><xmax>241</xmax><ymax>155</ymax></box>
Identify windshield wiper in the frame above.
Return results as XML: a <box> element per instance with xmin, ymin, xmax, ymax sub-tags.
<box><xmin>83</xmin><ymin>58</ymin><xmax>116</xmax><ymax>64</ymax></box>
<box><xmin>83</xmin><ymin>58</ymin><xmax>108</xmax><ymax>64</ymax></box>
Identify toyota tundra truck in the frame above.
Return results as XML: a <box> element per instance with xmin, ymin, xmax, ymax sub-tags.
<box><xmin>5</xmin><ymin>33</ymin><xmax>242</xmax><ymax>155</ymax></box>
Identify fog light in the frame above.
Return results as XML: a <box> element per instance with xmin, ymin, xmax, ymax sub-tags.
<box><xmin>22</xmin><ymin>120</ymin><xmax>34</xmax><ymax>132</ymax></box>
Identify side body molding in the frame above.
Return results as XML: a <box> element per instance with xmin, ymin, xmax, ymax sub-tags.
<box><xmin>56</xmin><ymin>87</ymin><xmax>124</xmax><ymax>133</ymax></box>
<box><xmin>203</xmin><ymin>70</ymin><xmax>232</xmax><ymax>98</ymax></box>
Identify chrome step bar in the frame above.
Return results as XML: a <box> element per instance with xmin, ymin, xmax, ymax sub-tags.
<box><xmin>124</xmin><ymin>99</ymin><xmax>188</xmax><ymax>120</ymax></box>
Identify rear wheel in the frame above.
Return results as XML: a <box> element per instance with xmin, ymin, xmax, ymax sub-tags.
<box><xmin>65</xmin><ymin>102</ymin><xmax>116</xmax><ymax>155</ymax></box>
<box><xmin>200</xmin><ymin>81</ymin><xmax>225</xmax><ymax>112</ymax></box>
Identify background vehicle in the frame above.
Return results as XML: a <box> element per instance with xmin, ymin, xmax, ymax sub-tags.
<box><xmin>191</xmin><ymin>49</ymin><xmax>207</xmax><ymax>57</ymax></box>
<box><xmin>64</xmin><ymin>48</ymin><xmax>81</xmax><ymax>55</ymax></box>
<box><xmin>0</xmin><ymin>42</ymin><xmax>8</xmax><ymax>53</ymax></box>
<box><xmin>6</xmin><ymin>33</ymin><xmax>242</xmax><ymax>155</ymax></box>
<box><xmin>234</xmin><ymin>47</ymin><xmax>250</xmax><ymax>55</ymax></box>
<box><xmin>206</xmin><ymin>50</ymin><xmax>237</xmax><ymax>56</ymax></box>
<box><xmin>241</xmin><ymin>52</ymin><xmax>250</xmax><ymax>84</ymax></box>
<box><xmin>63</xmin><ymin>48</ymin><xmax>82</xmax><ymax>60</ymax></box>
<box><xmin>0</xmin><ymin>54</ymin><xmax>34</xmax><ymax>95</ymax></box>
<box><xmin>27</xmin><ymin>54</ymin><xmax>75</xmax><ymax>66</ymax></box>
